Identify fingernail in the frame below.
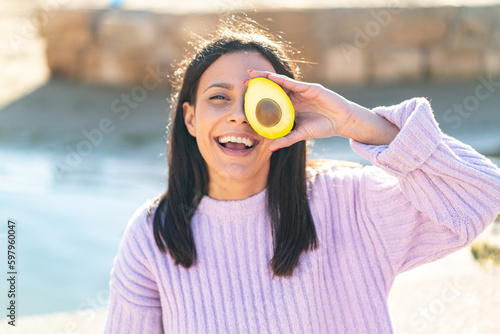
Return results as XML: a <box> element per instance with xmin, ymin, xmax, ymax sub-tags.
<box><xmin>247</xmin><ymin>69</ymin><xmax>253</xmax><ymax>74</ymax></box>
<box><xmin>242</xmin><ymin>79</ymin><xmax>249</xmax><ymax>84</ymax></box>
<box><xmin>265</xmin><ymin>72</ymin><xmax>271</xmax><ymax>78</ymax></box>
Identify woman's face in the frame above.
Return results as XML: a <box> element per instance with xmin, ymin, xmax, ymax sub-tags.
<box><xmin>183</xmin><ymin>51</ymin><xmax>276</xmax><ymax>196</ymax></box>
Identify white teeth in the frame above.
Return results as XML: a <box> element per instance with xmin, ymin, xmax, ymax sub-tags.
<box><xmin>217</xmin><ymin>136</ymin><xmax>255</xmax><ymax>147</ymax></box>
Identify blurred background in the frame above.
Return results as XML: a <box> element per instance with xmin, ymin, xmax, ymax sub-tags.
<box><xmin>1</xmin><ymin>0</ymin><xmax>499</xmax><ymax>333</ymax></box>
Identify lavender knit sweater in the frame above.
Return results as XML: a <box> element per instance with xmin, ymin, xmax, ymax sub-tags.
<box><xmin>104</xmin><ymin>98</ymin><xmax>500</xmax><ymax>333</ymax></box>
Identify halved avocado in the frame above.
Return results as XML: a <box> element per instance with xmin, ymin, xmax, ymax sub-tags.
<box><xmin>244</xmin><ymin>77</ymin><xmax>295</xmax><ymax>139</ymax></box>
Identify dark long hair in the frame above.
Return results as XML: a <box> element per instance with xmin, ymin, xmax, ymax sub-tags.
<box><xmin>152</xmin><ymin>17</ymin><xmax>318</xmax><ymax>277</ymax></box>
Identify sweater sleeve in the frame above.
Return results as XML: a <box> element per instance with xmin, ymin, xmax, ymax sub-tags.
<box><xmin>350</xmin><ymin>97</ymin><xmax>500</xmax><ymax>276</ymax></box>
<box><xmin>103</xmin><ymin>203</ymin><xmax>163</xmax><ymax>334</ymax></box>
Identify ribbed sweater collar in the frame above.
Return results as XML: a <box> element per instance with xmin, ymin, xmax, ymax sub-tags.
<box><xmin>196</xmin><ymin>187</ymin><xmax>267</xmax><ymax>219</ymax></box>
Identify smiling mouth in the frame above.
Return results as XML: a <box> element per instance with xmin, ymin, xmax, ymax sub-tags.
<box><xmin>216</xmin><ymin>136</ymin><xmax>257</xmax><ymax>150</ymax></box>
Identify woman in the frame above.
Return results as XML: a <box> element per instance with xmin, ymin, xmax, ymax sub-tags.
<box><xmin>104</xmin><ymin>18</ymin><xmax>500</xmax><ymax>333</ymax></box>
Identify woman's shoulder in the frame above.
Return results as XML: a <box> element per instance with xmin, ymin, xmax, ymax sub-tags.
<box><xmin>306</xmin><ymin>158</ymin><xmax>364</xmax><ymax>183</ymax></box>
<box><xmin>122</xmin><ymin>194</ymin><xmax>163</xmax><ymax>238</ymax></box>
<box><xmin>306</xmin><ymin>158</ymin><xmax>398</xmax><ymax>196</ymax></box>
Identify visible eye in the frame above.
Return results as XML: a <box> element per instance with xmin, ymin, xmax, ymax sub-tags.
<box><xmin>209</xmin><ymin>94</ymin><xmax>227</xmax><ymax>101</ymax></box>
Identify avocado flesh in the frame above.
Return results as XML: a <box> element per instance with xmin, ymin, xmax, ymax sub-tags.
<box><xmin>244</xmin><ymin>77</ymin><xmax>294</xmax><ymax>139</ymax></box>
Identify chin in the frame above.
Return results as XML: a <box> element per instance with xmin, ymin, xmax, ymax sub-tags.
<box><xmin>213</xmin><ymin>160</ymin><xmax>268</xmax><ymax>181</ymax></box>
<box><xmin>218</xmin><ymin>166</ymin><xmax>255</xmax><ymax>180</ymax></box>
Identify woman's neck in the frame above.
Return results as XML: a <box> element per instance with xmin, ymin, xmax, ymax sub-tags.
<box><xmin>207</xmin><ymin>174</ymin><xmax>268</xmax><ymax>201</ymax></box>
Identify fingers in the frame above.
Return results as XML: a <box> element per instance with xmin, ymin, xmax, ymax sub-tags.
<box><xmin>247</xmin><ymin>70</ymin><xmax>310</xmax><ymax>94</ymax></box>
<box><xmin>247</xmin><ymin>69</ymin><xmax>268</xmax><ymax>79</ymax></box>
<box><xmin>267</xmin><ymin>128</ymin><xmax>305</xmax><ymax>152</ymax></box>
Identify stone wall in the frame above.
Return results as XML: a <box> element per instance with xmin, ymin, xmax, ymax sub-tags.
<box><xmin>40</xmin><ymin>5</ymin><xmax>500</xmax><ymax>87</ymax></box>
<box><xmin>0</xmin><ymin>0</ymin><xmax>49</xmax><ymax>108</ymax></box>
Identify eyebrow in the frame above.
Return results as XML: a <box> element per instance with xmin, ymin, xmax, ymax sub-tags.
<box><xmin>202</xmin><ymin>82</ymin><xmax>234</xmax><ymax>94</ymax></box>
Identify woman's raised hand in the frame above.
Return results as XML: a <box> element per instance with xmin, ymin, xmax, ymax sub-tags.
<box><xmin>246</xmin><ymin>70</ymin><xmax>400</xmax><ymax>151</ymax></box>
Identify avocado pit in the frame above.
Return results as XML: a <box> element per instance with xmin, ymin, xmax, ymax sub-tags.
<box><xmin>255</xmin><ymin>98</ymin><xmax>282</xmax><ymax>127</ymax></box>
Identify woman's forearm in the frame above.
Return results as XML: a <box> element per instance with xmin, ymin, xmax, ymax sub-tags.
<box><xmin>340</xmin><ymin>101</ymin><xmax>401</xmax><ymax>146</ymax></box>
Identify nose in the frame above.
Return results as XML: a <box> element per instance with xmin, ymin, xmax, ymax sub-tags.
<box><xmin>227</xmin><ymin>98</ymin><xmax>249</xmax><ymax>124</ymax></box>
